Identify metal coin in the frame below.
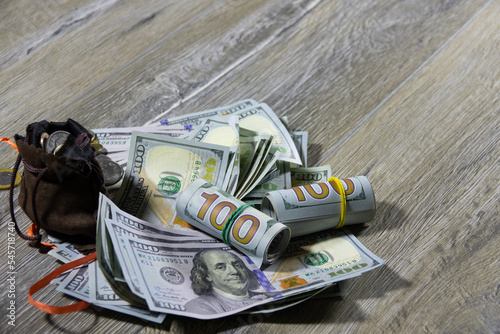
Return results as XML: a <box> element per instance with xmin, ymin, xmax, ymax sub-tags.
<box><xmin>40</xmin><ymin>132</ymin><xmax>50</xmax><ymax>150</ymax></box>
<box><xmin>45</xmin><ymin>130</ymin><xmax>71</xmax><ymax>154</ymax></box>
<box><xmin>0</xmin><ymin>169</ymin><xmax>21</xmax><ymax>190</ymax></box>
<box><xmin>53</xmin><ymin>144</ymin><xmax>66</xmax><ymax>156</ymax></box>
<box><xmin>91</xmin><ymin>143</ymin><xmax>104</xmax><ymax>154</ymax></box>
<box><xmin>95</xmin><ymin>154</ymin><xmax>124</xmax><ymax>186</ymax></box>
<box><xmin>88</xmin><ymin>130</ymin><xmax>99</xmax><ymax>145</ymax></box>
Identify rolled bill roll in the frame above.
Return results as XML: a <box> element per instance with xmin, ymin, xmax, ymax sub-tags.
<box><xmin>261</xmin><ymin>176</ymin><xmax>376</xmax><ymax>237</ymax></box>
<box><xmin>176</xmin><ymin>179</ymin><xmax>291</xmax><ymax>267</ymax></box>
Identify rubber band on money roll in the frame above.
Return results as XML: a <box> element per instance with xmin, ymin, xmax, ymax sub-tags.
<box><xmin>222</xmin><ymin>203</ymin><xmax>255</xmax><ymax>245</ymax></box>
<box><xmin>328</xmin><ymin>177</ymin><xmax>346</xmax><ymax>229</ymax></box>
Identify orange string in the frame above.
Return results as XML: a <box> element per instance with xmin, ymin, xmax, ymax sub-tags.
<box><xmin>27</xmin><ymin>223</ymin><xmax>56</xmax><ymax>250</ymax></box>
<box><xmin>0</xmin><ymin>137</ymin><xmax>18</xmax><ymax>152</ymax></box>
<box><xmin>28</xmin><ymin>252</ymin><xmax>96</xmax><ymax>314</ymax></box>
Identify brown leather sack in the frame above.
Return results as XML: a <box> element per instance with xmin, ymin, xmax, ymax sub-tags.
<box><xmin>9</xmin><ymin>119</ymin><xmax>106</xmax><ymax>252</ymax></box>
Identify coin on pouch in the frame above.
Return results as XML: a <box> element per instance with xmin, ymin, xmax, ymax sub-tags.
<box><xmin>0</xmin><ymin>169</ymin><xmax>21</xmax><ymax>190</ymax></box>
<box><xmin>40</xmin><ymin>132</ymin><xmax>50</xmax><ymax>150</ymax></box>
<box><xmin>91</xmin><ymin>143</ymin><xmax>104</xmax><ymax>155</ymax></box>
<box><xmin>53</xmin><ymin>144</ymin><xmax>66</xmax><ymax>157</ymax></box>
<box><xmin>45</xmin><ymin>130</ymin><xmax>71</xmax><ymax>154</ymax></box>
<box><xmin>88</xmin><ymin>130</ymin><xmax>99</xmax><ymax>145</ymax></box>
<box><xmin>95</xmin><ymin>154</ymin><xmax>124</xmax><ymax>186</ymax></box>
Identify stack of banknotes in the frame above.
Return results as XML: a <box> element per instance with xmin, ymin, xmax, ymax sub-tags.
<box><xmin>46</xmin><ymin>100</ymin><xmax>384</xmax><ymax>321</ymax></box>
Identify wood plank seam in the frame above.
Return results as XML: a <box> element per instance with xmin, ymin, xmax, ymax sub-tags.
<box><xmin>42</xmin><ymin>0</ymin><xmax>228</xmax><ymax>123</ymax></box>
<box><xmin>314</xmin><ymin>0</ymin><xmax>495</xmax><ymax>167</ymax></box>
<box><xmin>0</xmin><ymin>0</ymin><xmax>120</xmax><ymax>69</ymax></box>
<box><xmin>147</xmin><ymin>0</ymin><xmax>324</xmax><ymax>125</ymax></box>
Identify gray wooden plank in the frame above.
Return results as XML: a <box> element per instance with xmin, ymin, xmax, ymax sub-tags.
<box><xmin>0</xmin><ymin>0</ymin><xmax>220</xmax><ymax>136</ymax></box>
<box><xmin>0</xmin><ymin>0</ymin><xmax>108</xmax><ymax>67</ymax></box>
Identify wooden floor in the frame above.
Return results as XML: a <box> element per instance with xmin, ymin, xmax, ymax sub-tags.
<box><xmin>1</xmin><ymin>0</ymin><xmax>499</xmax><ymax>333</ymax></box>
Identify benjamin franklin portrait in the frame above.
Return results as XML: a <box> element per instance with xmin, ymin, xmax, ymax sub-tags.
<box><xmin>184</xmin><ymin>249</ymin><xmax>266</xmax><ymax>315</ymax></box>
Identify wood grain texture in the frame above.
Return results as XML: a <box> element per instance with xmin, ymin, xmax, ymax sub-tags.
<box><xmin>318</xmin><ymin>2</ymin><xmax>500</xmax><ymax>331</ymax></box>
<box><xmin>0</xmin><ymin>0</ymin><xmax>103</xmax><ymax>67</ymax></box>
<box><xmin>36</xmin><ymin>0</ymin><xmax>492</xmax><ymax>167</ymax></box>
<box><xmin>0</xmin><ymin>0</ymin><xmax>220</xmax><ymax>133</ymax></box>
<box><xmin>0</xmin><ymin>0</ymin><xmax>498</xmax><ymax>333</ymax></box>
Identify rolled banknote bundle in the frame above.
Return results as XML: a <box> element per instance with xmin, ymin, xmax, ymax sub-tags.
<box><xmin>261</xmin><ymin>176</ymin><xmax>376</xmax><ymax>237</ymax></box>
<box><xmin>176</xmin><ymin>179</ymin><xmax>291</xmax><ymax>267</ymax></box>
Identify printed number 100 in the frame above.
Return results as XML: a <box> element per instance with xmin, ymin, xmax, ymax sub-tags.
<box><xmin>196</xmin><ymin>192</ymin><xmax>260</xmax><ymax>244</ymax></box>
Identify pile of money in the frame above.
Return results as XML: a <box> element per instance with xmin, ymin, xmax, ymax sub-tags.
<box><xmin>45</xmin><ymin>100</ymin><xmax>384</xmax><ymax>321</ymax></box>
<box><xmin>48</xmin><ymin>194</ymin><xmax>382</xmax><ymax>320</ymax></box>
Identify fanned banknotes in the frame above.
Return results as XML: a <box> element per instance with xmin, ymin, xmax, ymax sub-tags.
<box><xmin>224</xmin><ymin>104</ymin><xmax>302</xmax><ymax>165</ymax></box>
<box><xmin>90</xmin><ymin>194</ymin><xmax>383</xmax><ymax>320</ymax></box>
<box><xmin>156</xmin><ymin>100</ymin><xmax>302</xmax><ymax>165</ymax></box>
<box><xmin>117</xmin><ymin>227</ymin><xmax>384</xmax><ymax>319</ymax></box>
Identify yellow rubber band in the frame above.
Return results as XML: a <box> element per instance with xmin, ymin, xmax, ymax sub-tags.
<box><xmin>328</xmin><ymin>177</ymin><xmax>346</xmax><ymax>229</ymax></box>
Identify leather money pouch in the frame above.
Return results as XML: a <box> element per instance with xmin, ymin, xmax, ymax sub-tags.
<box><xmin>9</xmin><ymin>119</ymin><xmax>106</xmax><ymax>252</ymax></box>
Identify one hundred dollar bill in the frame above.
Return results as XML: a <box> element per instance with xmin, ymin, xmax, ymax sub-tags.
<box><xmin>157</xmin><ymin>99</ymin><xmax>258</xmax><ymax>126</ymax></box>
<box><xmin>290</xmin><ymin>165</ymin><xmax>331</xmax><ymax>187</ymax></box>
<box><xmin>224</xmin><ymin>104</ymin><xmax>302</xmax><ymax>165</ymax></box>
<box><xmin>114</xmin><ymin>132</ymin><xmax>232</xmax><ymax>228</ymax></box>
<box><xmin>186</xmin><ymin>116</ymin><xmax>240</xmax><ymax>195</ymax></box>
<box><xmin>120</xmin><ymin>236</ymin><xmax>266</xmax><ymax>318</ymax></box>
<box><xmin>118</xmin><ymin>227</ymin><xmax>382</xmax><ymax>319</ymax></box>
<box><xmin>261</xmin><ymin>176</ymin><xmax>376</xmax><ymax>236</ymax></box>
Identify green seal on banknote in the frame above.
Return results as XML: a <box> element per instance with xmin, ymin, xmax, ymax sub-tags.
<box><xmin>159</xmin><ymin>267</ymin><xmax>185</xmax><ymax>285</ymax></box>
<box><xmin>304</xmin><ymin>253</ymin><xmax>329</xmax><ymax>266</ymax></box>
<box><xmin>158</xmin><ymin>176</ymin><xmax>181</xmax><ymax>196</ymax></box>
